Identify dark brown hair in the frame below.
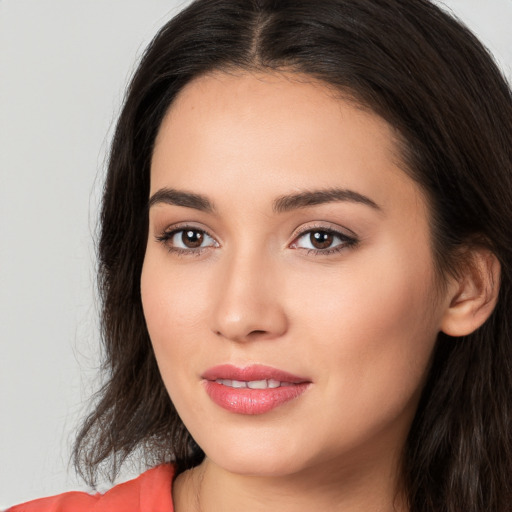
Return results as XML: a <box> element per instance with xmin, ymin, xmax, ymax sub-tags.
<box><xmin>74</xmin><ymin>1</ymin><xmax>512</xmax><ymax>510</ymax></box>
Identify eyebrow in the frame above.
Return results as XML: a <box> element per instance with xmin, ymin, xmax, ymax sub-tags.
<box><xmin>148</xmin><ymin>187</ymin><xmax>380</xmax><ymax>214</ymax></box>
<box><xmin>148</xmin><ymin>188</ymin><xmax>215</xmax><ymax>212</ymax></box>
<box><xmin>273</xmin><ymin>188</ymin><xmax>381</xmax><ymax>213</ymax></box>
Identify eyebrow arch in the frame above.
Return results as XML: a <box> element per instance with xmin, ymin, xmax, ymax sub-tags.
<box><xmin>273</xmin><ymin>188</ymin><xmax>381</xmax><ymax>213</ymax></box>
<box><xmin>148</xmin><ymin>187</ymin><xmax>215</xmax><ymax>212</ymax></box>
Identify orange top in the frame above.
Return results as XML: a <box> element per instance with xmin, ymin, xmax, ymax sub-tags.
<box><xmin>6</xmin><ymin>465</ymin><xmax>175</xmax><ymax>512</ymax></box>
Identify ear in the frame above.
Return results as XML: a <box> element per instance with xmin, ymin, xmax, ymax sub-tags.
<box><xmin>440</xmin><ymin>247</ymin><xmax>501</xmax><ymax>337</ymax></box>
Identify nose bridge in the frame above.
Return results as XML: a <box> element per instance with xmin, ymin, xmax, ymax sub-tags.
<box><xmin>211</xmin><ymin>242</ymin><xmax>288</xmax><ymax>342</ymax></box>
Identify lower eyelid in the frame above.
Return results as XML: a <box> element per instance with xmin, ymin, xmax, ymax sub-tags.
<box><xmin>156</xmin><ymin>227</ymin><xmax>219</xmax><ymax>253</ymax></box>
<box><xmin>155</xmin><ymin>224</ymin><xmax>356</xmax><ymax>254</ymax></box>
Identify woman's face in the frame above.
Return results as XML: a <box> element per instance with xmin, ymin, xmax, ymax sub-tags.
<box><xmin>141</xmin><ymin>72</ymin><xmax>452</xmax><ymax>479</ymax></box>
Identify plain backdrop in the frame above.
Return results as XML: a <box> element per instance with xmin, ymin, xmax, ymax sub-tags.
<box><xmin>1</xmin><ymin>0</ymin><xmax>511</xmax><ymax>507</ymax></box>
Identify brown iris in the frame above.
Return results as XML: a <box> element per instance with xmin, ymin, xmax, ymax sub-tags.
<box><xmin>310</xmin><ymin>231</ymin><xmax>334</xmax><ymax>249</ymax></box>
<box><xmin>182</xmin><ymin>230</ymin><xmax>204</xmax><ymax>248</ymax></box>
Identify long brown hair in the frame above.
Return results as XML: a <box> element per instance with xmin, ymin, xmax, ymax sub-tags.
<box><xmin>74</xmin><ymin>1</ymin><xmax>512</xmax><ymax>510</ymax></box>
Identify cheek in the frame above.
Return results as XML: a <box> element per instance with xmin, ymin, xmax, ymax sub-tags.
<box><xmin>141</xmin><ymin>245</ymin><xmax>215</xmax><ymax>325</ymax></box>
<box><xmin>291</xmin><ymin>241</ymin><xmax>440</xmax><ymax>406</ymax></box>
<box><xmin>140</xmin><ymin>254</ymin><xmax>207</xmax><ymax>370</ymax></box>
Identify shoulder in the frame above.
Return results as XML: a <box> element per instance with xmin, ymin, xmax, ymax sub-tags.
<box><xmin>6</xmin><ymin>465</ymin><xmax>175</xmax><ymax>512</ymax></box>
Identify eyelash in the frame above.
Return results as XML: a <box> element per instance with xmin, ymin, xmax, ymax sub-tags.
<box><xmin>291</xmin><ymin>225</ymin><xmax>358</xmax><ymax>256</ymax></box>
<box><xmin>155</xmin><ymin>225</ymin><xmax>218</xmax><ymax>256</ymax></box>
<box><xmin>155</xmin><ymin>225</ymin><xmax>358</xmax><ymax>257</ymax></box>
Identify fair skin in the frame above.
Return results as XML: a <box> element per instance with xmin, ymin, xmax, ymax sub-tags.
<box><xmin>141</xmin><ymin>71</ymin><xmax>498</xmax><ymax>512</ymax></box>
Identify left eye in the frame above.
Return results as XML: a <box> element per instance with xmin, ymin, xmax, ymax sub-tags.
<box><xmin>165</xmin><ymin>229</ymin><xmax>218</xmax><ymax>250</ymax></box>
<box><xmin>293</xmin><ymin>229</ymin><xmax>354</xmax><ymax>251</ymax></box>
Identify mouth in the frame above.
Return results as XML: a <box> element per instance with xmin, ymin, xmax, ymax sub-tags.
<box><xmin>201</xmin><ymin>364</ymin><xmax>311</xmax><ymax>415</ymax></box>
<box><xmin>214</xmin><ymin>378</ymin><xmax>294</xmax><ymax>389</ymax></box>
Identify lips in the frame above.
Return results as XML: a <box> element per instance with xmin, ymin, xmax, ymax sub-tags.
<box><xmin>202</xmin><ymin>364</ymin><xmax>311</xmax><ymax>415</ymax></box>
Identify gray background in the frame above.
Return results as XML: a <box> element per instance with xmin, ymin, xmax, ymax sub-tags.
<box><xmin>1</xmin><ymin>0</ymin><xmax>511</xmax><ymax>507</ymax></box>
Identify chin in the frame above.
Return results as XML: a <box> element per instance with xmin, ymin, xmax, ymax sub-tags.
<box><xmin>195</xmin><ymin>427</ymin><xmax>314</xmax><ymax>478</ymax></box>
<box><xmin>210</xmin><ymin>452</ymin><xmax>305</xmax><ymax>478</ymax></box>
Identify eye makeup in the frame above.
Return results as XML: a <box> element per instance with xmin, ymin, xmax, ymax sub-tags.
<box><xmin>155</xmin><ymin>221</ymin><xmax>359</xmax><ymax>258</ymax></box>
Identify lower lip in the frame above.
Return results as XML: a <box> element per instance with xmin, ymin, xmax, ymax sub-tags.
<box><xmin>204</xmin><ymin>381</ymin><xmax>310</xmax><ymax>415</ymax></box>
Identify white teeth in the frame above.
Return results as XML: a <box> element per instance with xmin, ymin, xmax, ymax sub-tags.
<box><xmin>247</xmin><ymin>379</ymin><xmax>267</xmax><ymax>389</ymax></box>
<box><xmin>215</xmin><ymin>378</ymin><xmax>289</xmax><ymax>389</ymax></box>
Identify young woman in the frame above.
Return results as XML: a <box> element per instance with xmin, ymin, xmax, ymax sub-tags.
<box><xmin>8</xmin><ymin>0</ymin><xmax>512</xmax><ymax>511</ymax></box>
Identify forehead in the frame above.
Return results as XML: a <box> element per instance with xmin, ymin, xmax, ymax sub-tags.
<box><xmin>150</xmin><ymin>70</ymin><xmax>424</xmax><ymax>219</ymax></box>
<box><xmin>155</xmin><ymin>71</ymin><xmax>398</xmax><ymax>157</ymax></box>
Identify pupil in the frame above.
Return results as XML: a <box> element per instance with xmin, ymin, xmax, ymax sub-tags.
<box><xmin>311</xmin><ymin>231</ymin><xmax>333</xmax><ymax>249</ymax></box>
<box><xmin>182</xmin><ymin>230</ymin><xmax>203</xmax><ymax>248</ymax></box>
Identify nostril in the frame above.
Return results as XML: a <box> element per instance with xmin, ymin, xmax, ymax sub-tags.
<box><xmin>211</xmin><ymin>299</ymin><xmax>289</xmax><ymax>342</ymax></box>
<box><xmin>249</xmin><ymin>330</ymin><xmax>267</xmax><ymax>337</ymax></box>
<box><xmin>213</xmin><ymin>328</ymin><xmax>271</xmax><ymax>341</ymax></box>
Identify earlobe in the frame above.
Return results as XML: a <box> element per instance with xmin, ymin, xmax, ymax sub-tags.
<box><xmin>440</xmin><ymin>248</ymin><xmax>501</xmax><ymax>337</ymax></box>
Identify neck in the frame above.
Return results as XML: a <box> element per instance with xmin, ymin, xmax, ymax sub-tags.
<box><xmin>172</xmin><ymin>454</ymin><xmax>408</xmax><ymax>512</ymax></box>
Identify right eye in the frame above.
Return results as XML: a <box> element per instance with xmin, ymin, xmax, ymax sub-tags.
<box><xmin>157</xmin><ymin>227</ymin><xmax>219</xmax><ymax>254</ymax></box>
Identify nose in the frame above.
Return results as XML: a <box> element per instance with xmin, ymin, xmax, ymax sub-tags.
<box><xmin>210</xmin><ymin>250</ymin><xmax>289</xmax><ymax>343</ymax></box>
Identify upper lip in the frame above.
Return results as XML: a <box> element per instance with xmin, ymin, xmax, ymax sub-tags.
<box><xmin>201</xmin><ymin>364</ymin><xmax>310</xmax><ymax>383</ymax></box>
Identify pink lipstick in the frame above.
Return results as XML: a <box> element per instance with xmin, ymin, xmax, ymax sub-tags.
<box><xmin>202</xmin><ymin>364</ymin><xmax>311</xmax><ymax>415</ymax></box>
